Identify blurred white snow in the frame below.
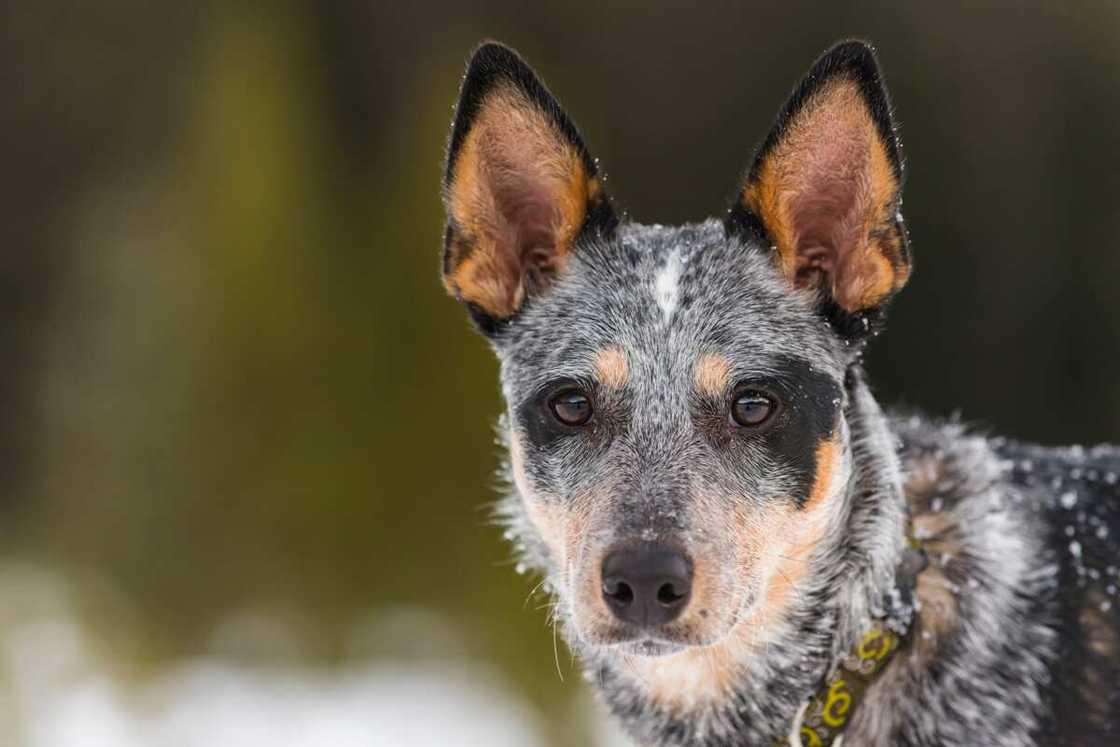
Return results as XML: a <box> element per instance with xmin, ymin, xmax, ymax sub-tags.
<box><xmin>0</xmin><ymin>565</ymin><xmax>631</xmax><ymax>747</ymax></box>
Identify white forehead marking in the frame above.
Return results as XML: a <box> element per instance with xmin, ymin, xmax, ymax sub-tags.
<box><xmin>653</xmin><ymin>250</ymin><xmax>682</xmax><ymax>321</ymax></box>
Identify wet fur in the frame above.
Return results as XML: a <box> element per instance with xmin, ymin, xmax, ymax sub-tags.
<box><xmin>443</xmin><ymin>41</ymin><xmax>1120</xmax><ymax>746</ymax></box>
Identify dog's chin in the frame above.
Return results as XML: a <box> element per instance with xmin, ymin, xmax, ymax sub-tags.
<box><xmin>579</xmin><ymin>625</ymin><xmax>730</xmax><ymax>659</ymax></box>
<box><xmin>573</xmin><ymin>625</ymin><xmax>704</xmax><ymax>658</ymax></box>
<box><xmin>616</xmin><ymin>639</ymin><xmax>687</xmax><ymax>658</ymax></box>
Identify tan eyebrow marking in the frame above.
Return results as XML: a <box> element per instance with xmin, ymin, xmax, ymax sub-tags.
<box><xmin>593</xmin><ymin>347</ymin><xmax>629</xmax><ymax>388</ymax></box>
<box><xmin>694</xmin><ymin>353</ymin><xmax>732</xmax><ymax>397</ymax></box>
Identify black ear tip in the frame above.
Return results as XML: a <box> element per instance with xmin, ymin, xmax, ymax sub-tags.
<box><xmin>466</xmin><ymin>40</ymin><xmax>530</xmax><ymax>76</ymax></box>
<box><xmin>448</xmin><ymin>41</ymin><xmax>544</xmax><ymax>182</ymax></box>
<box><xmin>457</xmin><ymin>41</ymin><xmax>545</xmax><ymax>112</ymax></box>
<box><xmin>813</xmin><ymin>39</ymin><xmax>885</xmax><ymax>83</ymax></box>
<box><xmin>807</xmin><ymin>39</ymin><xmax>897</xmax><ymax>164</ymax></box>
<box><xmin>825</xmin><ymin>39</ymin><xmax>878</xmax><ymax>59</ymax></box>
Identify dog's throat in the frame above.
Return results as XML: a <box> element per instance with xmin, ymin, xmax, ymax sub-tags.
<box><xmin>780</xmin><ymin>623</ymin><xmax>903</xmax><ymax>747</ymax></box>
<box><xmin>780</xmin><ymin>540</ymin><xmax>928</xmax><ymax>747</ymax></box>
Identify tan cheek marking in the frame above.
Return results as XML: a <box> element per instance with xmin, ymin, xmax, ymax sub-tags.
<box><xmin>593</xmin><ymin>347</ymin><xmax>629</xmax><ymax>389</ymax></box>
<box><xmin>753</xmin><ymin>513</ymin><xmax>823</xmax><ymax>621</ymax></box>
<box><xmin>802</xmin><ymin>436</ymin><xmax>841</xmax><ymax>512</ymax></box>
<box><xmin>694</xmin><ymin>353</ymin><xmax>731</xmax><ymax>398</ymax></box>
<box><xmin>750</xmin><ymin>437</ymin><xmax>843</xmax><ymax>621</ymax></box>
<box><xmin>509</xmin><ymin>432</ymin><xmax>566</xmax><ymax>566</ymax></box>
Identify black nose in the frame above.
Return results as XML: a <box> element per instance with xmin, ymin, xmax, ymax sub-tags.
<box><xmin>601</xmin><ymin>544</ymin><xmax>692</xmax><ymax>627</ymax></box>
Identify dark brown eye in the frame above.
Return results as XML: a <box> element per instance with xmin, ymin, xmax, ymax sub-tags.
<box><xmin>549</xmin><ymin>389</ymin><xmax>593</xmax><ymax>426</ymax></box>
<box><xmin>731</xmin><ymin>391</ymin><xmax>775</xmax><ymax>427</ymax></box>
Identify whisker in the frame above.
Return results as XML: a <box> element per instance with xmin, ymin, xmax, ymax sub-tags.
<box><xmin>523</xmin><ymin>577</ymin><xmax>549</xmax><ymax>610</ymax></box>
<box><xmin>552</xmin><ymin>620</ymin><xmax>565</xmax><ymax>682</ymax></box>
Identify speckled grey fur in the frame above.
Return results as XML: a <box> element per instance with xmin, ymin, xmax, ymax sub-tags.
<box><xmin>446</xmin><ymin>43</ymin><xmax>1120</xmax><ymax>747</ymax></box>
<box><xmin>487</xmin><ymin>223</ymin><xmax>1120</xmax><ymax>743</ymax></box>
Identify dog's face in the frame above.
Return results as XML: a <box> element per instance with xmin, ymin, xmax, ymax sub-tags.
<box><xmin>499</xmin><ymin>223</ymin><xmax>852</xmax><ymax>656</ymax></box>
<box><xmin>441</xmin><ymin>42</ymin><xmax>910</xmax><ymax>665</ymax></box>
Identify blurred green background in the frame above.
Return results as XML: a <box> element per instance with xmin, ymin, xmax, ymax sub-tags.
<box><xmin>2</xmin><ymin>2</ymin><xmax>1118</xmax><ymax>744</ymax></box>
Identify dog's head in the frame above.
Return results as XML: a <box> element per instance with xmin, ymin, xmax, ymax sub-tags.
<box><xmin>440</xmin><ymin>40</ymin><xmax>909</xmax><ymax>675</ymax></box>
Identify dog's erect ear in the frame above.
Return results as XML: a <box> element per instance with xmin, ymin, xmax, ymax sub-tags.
<box><xmin>728</xmin><ymin>40</ymin><xmax>910</xmax><ymax>315</ymax></box>
<box><xmin>441</xmin><ymin>42</ymin><xmax>616</xmax><ymax>330</ymax></box>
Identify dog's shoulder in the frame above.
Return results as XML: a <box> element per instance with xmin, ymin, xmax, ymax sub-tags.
<box><xmin>884</xmin><ymin>412</ymin><xmax>1120</xmax><ymax>744</ymax></box>
<box><xmin>888</xmin><ymin>411</ymin><xmax>1117</xmax><ymax>518</ymax></box>
<box><xmin>997</xmin><ymin>435</ymin><xmax>1120</xmax><ymax>742</ymax></box>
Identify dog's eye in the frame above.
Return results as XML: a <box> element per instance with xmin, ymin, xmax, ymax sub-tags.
<box><xmin>549</xmin><ymin>389</ymin><xmax>593</xmax><ymax>426</ymax></box>
<box><xmin>731</xmin><ymin>391</ymin><xmax>775</xmax><ymax>427</ymax></box>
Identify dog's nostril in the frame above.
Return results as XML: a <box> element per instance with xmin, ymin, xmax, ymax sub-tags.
<box><xmin>657</xmin><ymin>582</ymin><xmax>685</xmax><ymax>606</ymax></box>
<box><xmin>600</xmin><ymin>543</ymin><xmax>693</xmax><ymax>628</ymax></box>
<box><xmin>603</xmin><ymin>580</ymin><xmax>634</xmax><ymax>606</ymax></box>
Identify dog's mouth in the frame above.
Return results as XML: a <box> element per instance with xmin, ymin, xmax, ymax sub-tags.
<box><xmin>580</xmin><ymin>621</ymin><xmax>706</xmax><ymax>656</ymax></box>
<box><xmin>584</xmin><ymin>616</ymin><xmax>731</xmax><ymax>658</ymax></box>
<box><xmin>616</xmin><ymin>638</ymin><xmax>686</xmax><ymax>658</ymax></box>
<box><xmin>587</xmin><ymin>628</ymin><xmax>693</xmax><ymax>658</ymax></box>
<box><xmin>578</xmin><ymin>581</ymin><xmax>766</xmax><ymax>658</ymax></box>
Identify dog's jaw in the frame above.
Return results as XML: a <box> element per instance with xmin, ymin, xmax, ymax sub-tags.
<box><xmin>498</xmin><ymin>369</ymin><xmax>911</xmax><ymax>746</ymax></box>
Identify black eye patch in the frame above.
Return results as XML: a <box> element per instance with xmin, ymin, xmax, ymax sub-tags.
<box><xmin>704</xmin><ymin>357</ymin><xmax>841</xmax><ymax>507</ymax></box>
<box><xmin>518</xmin><ymin>378</ymin><xmax>597</xmax><ymax>447</ymax></box>
<box><xmin>754</xmin><ymin>357</ymin><xmax>842</xmax><ymax>507</ymax></box>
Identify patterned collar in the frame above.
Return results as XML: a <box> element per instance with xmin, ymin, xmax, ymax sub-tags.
<box><xmin>780</xmin><ymin>541</ymin><xmax>928</xmax><ymax>747</ymax></box>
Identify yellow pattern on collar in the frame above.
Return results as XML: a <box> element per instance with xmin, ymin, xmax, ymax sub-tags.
<box><xmin>782</xmin><ymin>626</ymin><xmax>902</xmax><ymax>746</ymax></box>
<box><xmin>779</xmin><ymin>530</ymin><xmax>925</xmax><ymax>746</ymax></box>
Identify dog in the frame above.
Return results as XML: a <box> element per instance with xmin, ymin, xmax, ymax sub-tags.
<box><xmin>437</xmin><ymin>39</ymin><xmax>1120</xmax><ymax>746</ymax></box>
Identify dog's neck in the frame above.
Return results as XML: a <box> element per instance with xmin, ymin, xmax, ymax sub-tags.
<box><xmin>584</xmin><ymin>368</ymin><xmax>911</xmax><ymax>746</ymax></box>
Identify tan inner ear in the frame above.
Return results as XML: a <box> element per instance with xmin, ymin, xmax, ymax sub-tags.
<box><xmin>443</xmin><ymin>85</ymin><xmax>599</xmax><ymax>319</ymax></box>
<box><xmin>744</xmin><ymin>78</ymin><xmax>908</xmax><ymax>312</ymax></box>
